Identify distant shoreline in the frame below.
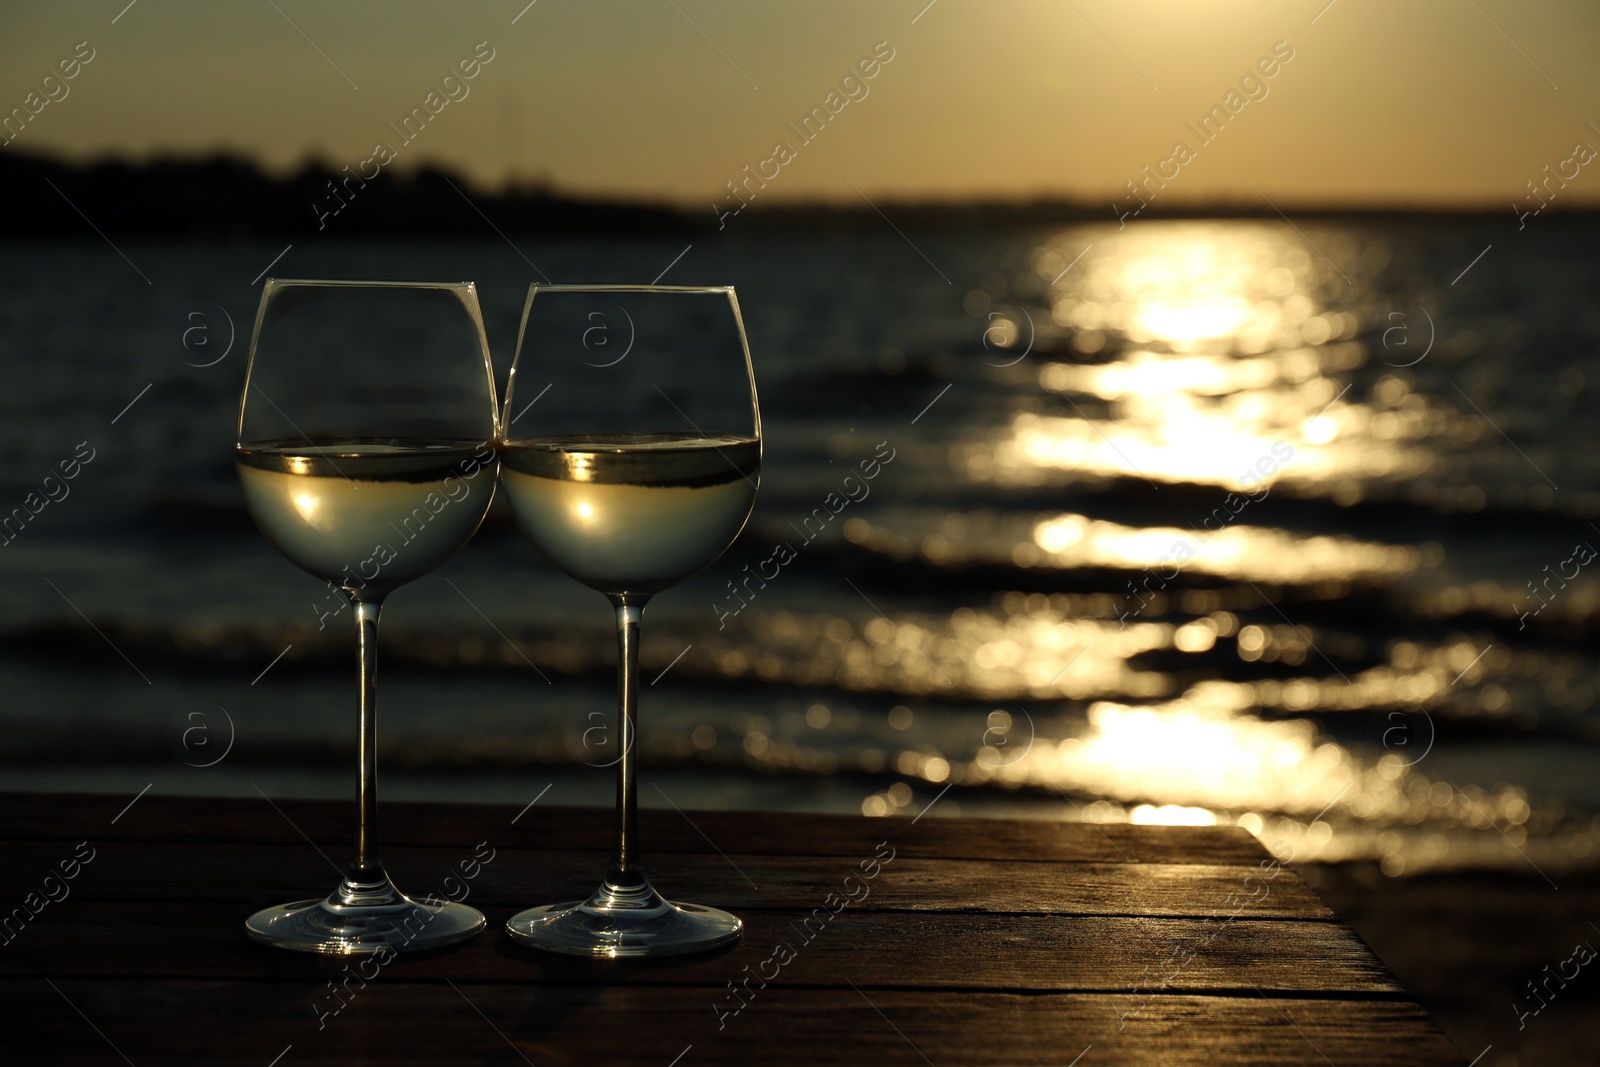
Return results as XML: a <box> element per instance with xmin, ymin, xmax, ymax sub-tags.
<box><xmin>5</xmin><ymin>149</ymin><xmax>1599</xmax><ymax>238</ymax></box>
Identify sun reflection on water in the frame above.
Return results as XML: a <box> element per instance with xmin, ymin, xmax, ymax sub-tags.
<box><xmin>842</xmin><ymin>509</ymin><xmax>1420</xmax><ymax>586</ymax></box>
<box><xmin>949</xmin><ymin>221</ymin><xmax>1475</xmax><ymax>500</ymax></box>
<box><xmin>831</xmin><ymin>220</ymin><xmax>1600</xmax><ymax>877</ymax></box>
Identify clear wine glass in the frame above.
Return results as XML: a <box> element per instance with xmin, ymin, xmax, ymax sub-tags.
<box><xmin>501</xmin><ymin>284</ymin><xmax>760</xmax><ymax>957</ymax></box>
<box><xmin>236</xmin><ymin>279</ymin><xmax>500</xmax><ymax>954</ymax></box>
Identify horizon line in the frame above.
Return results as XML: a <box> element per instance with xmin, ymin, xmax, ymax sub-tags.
<box><xmin>5</xmin><ymin>147</ymin><xmax>1597</xmax><ymax>219</ymax></box>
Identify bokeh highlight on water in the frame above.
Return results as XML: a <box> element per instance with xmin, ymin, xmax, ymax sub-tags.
<box><xmin>1</xmin><ymin>217</ymin><xmax>1596</xmax><ymax>881</ymax></box>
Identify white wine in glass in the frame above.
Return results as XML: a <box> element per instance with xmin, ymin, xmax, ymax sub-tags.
<box><xmin>237</xmin><ymin>279</ymin><xmax>499</xmax><ymax>955</ymax></box>
<box><xmin>502</xmin><ymin>285</ymin><xmax>760</xmax><ymax>957</ymax></box>
<box><xmin>499</xmin><ymin>434</ymin><xmax>758</xmax><ymax>594</ymax></box>
<box><xmin>237</xmin><ymin>442</ymin><xmax>495</xmax><ymax>584</ymax></box>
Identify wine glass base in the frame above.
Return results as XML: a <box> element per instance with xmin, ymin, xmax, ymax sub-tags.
<box><xmin>507</xmin><ymin>881</ymin><xmax>741</xmax><ymax>958</ymax></box>
<box><xmin>246</xmin><ymin>888</ymin><xmax>485</xmax><ymax>955</ymax></box>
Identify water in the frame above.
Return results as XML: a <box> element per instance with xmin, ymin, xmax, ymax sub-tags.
<box><xmin>2</xmin><ymin>218</ymin><xmax>1597</xmax><ymax>879</ymax></box>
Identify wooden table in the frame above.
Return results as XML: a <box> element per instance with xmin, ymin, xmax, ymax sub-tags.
<box><xmin>0</xmin><ymin>792</ymin><xmax>1461</xmax><ymax>1064</ymax></box>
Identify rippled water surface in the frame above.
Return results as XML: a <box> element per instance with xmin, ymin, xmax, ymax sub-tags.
<box><xmin>2</xmin><ymin>218</ymin><xmax>1596</xmax><ymax>879</ymax></box>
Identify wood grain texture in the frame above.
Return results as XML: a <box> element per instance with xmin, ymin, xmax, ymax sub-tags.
<box><xmin>0</xmin><ymin>791</ymin><xmax>1464</xmax><ymax>1065</ymax></box>
<box><xmin>0</xmin><ymin>841</ymin><xmax>1333</xmax><ymax>918</ymax></box>
<box><xmin>6</xmin><ymin>982</ymin><xmax>1465</xmax><ymax>1066</ymax></box>
<box><xmin>0</xmin><ymin>905</ymin><xmax>1397</xmax><ymax>993</ymax></box>
<box><xmin>0</xmin><ymin>791</ymin><xmax>1272</xmax><ymax>864</ymax></box>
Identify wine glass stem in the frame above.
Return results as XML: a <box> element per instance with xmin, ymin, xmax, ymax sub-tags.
<box><xmin>608</xmin><ymin>594</ymin><xmax>649</xmax><ymax>890</ymax></box>
<box><xmin>350</xmin><ymin>592</ymin><xmax>388</xmax><ymax>888</ymax></box>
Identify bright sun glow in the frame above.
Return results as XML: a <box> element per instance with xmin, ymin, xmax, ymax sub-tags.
<box><xmin>1303</xmin><ymin>414</ymin><xmax>1338</xmax><ymax>444</ymax></box>
<box><xmin>292</xmin><ymin>493</ymin><xmax>317</xmax><ymax>521</ymax></box>
<box><xmin>1131</xmin><ymin>299</ymin><xmax>1252</xmax><ymax>345</ymax></box>
<box><xmin>1129</xmin><ymin>804</ymin><xmax>1218</xmax><ymax>826</ymax></box>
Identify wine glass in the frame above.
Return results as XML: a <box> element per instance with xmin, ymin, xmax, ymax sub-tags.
<box><xmin>236</xmin><ymin>279</ymin><xmax>500</xmax><ymax>954</ymax></box>
<box><xmin>501</xmin><ymin>284</ymin><xmax>760</xmax><ymax>957</ymax></box>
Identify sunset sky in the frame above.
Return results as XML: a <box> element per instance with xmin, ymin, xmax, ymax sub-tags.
<box><xmin>3</xmin><ymin>0</ymin><xmax>1598</xmax><ymax>209</ymax></box>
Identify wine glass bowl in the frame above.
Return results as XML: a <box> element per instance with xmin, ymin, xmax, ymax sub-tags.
<box><xmin>499</xmin><ymin>432</ymin><xmax>758</xmax><ymax>596</ymax></box>
<box><xmin>236</xmin><ymin>441</ymin><xmax>497</xmax><ymax>591</ymax></box>
<box><xmin>501</xmin><ymin>285</ymin><xmax>760</xmax><ymax>957</ymax></box>
<box><xmin>236</xmin><ymin>279</ymin><xmax>499</xmax><ymax>954</ymax></box>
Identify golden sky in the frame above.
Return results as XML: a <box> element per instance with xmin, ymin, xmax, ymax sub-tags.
<box><xmin>3</xmin><ymin>0</ymin><xmax>1598</xmax><ymax>208</ymax></box>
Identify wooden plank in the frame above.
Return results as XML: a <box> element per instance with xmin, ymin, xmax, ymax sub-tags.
<box><xmin>0</xmin><ymin>792</ymin><xmax>1456</xmax><ymax>1063</ymax></box>
<box><xmin>0</xmin><ymin>901</ymin><xmax>1399</xmax><ymax>994</ymax></box>
<box><xmin>0</xmin><ymin>791</ymin><xmax>1272</xmax><ymax>866</ymax></box>
<box><xmin>0</xmin><ymin>840</ymin><xmax>1331</xmax><ymax>918</ymax></box>
<box><xmin>5</xmin><ymin>981</ymin><xmax>1465</xmax><ymax>1066</ymax></box>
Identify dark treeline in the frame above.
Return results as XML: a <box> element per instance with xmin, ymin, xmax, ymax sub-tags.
<box><xmin>0</xmin><ymin>151</ymin><xmax>692</xmax><ymax>239</ymax></box>
<box><xmin>0</xmin><ymin>150</ymin><xmax>1574</xmax><ymax>239</ymax></box>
